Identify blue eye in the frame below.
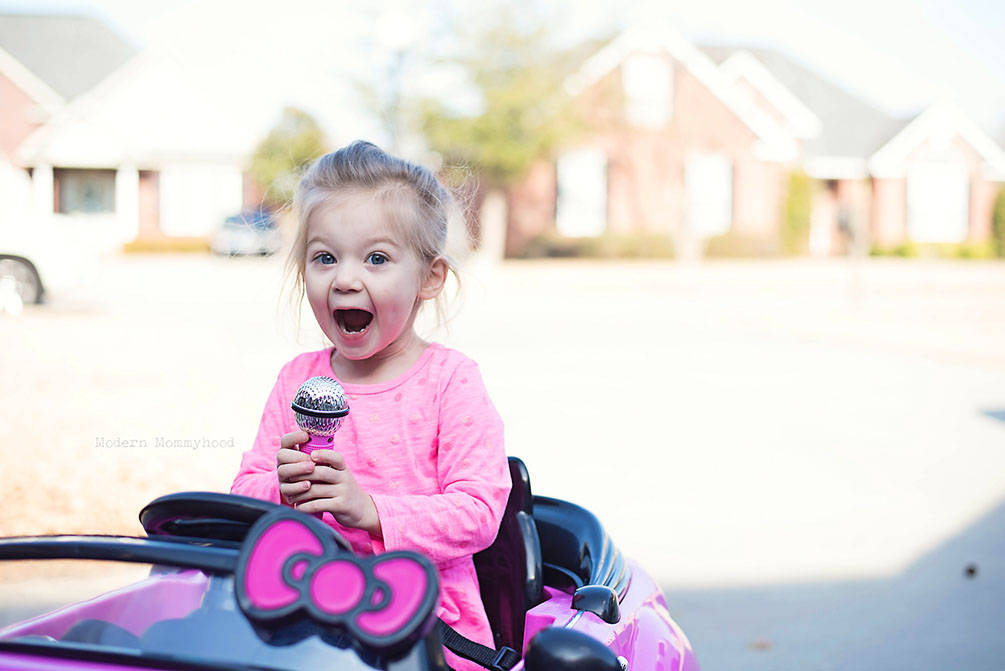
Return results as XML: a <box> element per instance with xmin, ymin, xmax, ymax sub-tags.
<box><xmin>367</xmin><ymin>253</ymin><xmax>388</xmax><ymax>265</ymax></box>
<box><xmin>315</xmin><ymin>252</ymin><xmax>335</xmax><ymax>265</ymax></box>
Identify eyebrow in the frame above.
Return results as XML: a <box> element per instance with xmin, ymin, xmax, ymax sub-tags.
<box><xmin>306</xmin><ymin>235</ymin><xmax>402</xmax><ymax>248</ymax></box>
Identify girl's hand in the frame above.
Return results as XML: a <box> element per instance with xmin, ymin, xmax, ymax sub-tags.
<box><xmin>286</xmin><ymin>447</ymin><xmax>382</xmax><ymax>537</ymax></box>
<box><xmin>276</xmin><ymin>431</ymin><xmax>315</xmax><ymax>502</ymax></box>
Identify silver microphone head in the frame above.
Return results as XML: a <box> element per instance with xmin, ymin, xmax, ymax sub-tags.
<box><xmin>291</xmin><ymin>376</ymin><xmax>350</xmax><ymax>436</ymax></box>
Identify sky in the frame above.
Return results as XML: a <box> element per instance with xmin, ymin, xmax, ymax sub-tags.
<box><xmin>2</xmin><ymin>0</ymin><xmax>1004</xmax><ymax>143</ymax></box>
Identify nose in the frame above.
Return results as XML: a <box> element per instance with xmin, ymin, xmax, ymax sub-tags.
<box><xmin>331</xmin><ymin>261</ymin><xmax>363</xmax><ymax>293</ymax></box>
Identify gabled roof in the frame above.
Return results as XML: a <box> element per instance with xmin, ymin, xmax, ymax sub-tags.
<box><xmin>717</xmin><ymin>50</ymin><xmax>822</xmax><ymax>140</ymax></box>
<box><xmin>702</xmin><ymin>46</ymin><xmax>905</xmax><ymax>162</ymax></box>
<box><xmin>0</xmin><ymin>13</ymin><xmax>136</xmax><ymax>102</ymax></box>
<box><xmin>565</xmin><ymin>25</ymin><xmax>798</xmax><ymax>162</ymax></box>
<box><xmin>18</xmin><ymin>47</ymin><xmax>260</xmax><ymax>168</ymax></box>
<box><xmin>0</xmin><ymin>44</ymin><xmax>63</xmax><ymax>106</ymax></box>
<box><xmin>869</xmin><ymin>100</ymin><xmax>1005</xmax><ymax>180</ymax></box>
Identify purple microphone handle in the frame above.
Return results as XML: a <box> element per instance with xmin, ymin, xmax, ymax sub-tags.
<box><xmin>300</xmin><ymin>434</ymin><xmax>335</xmax><ymax>456</ymax></box>
<box><xmin>298</xmin><ymin>434</ymin><xmax>335</xmax><ymax>520</ymax></box>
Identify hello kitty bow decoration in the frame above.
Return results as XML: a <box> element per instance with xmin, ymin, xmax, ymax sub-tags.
<box><xmin>235</xmin><ymin>508</ymin><xmax>439</xmax><ymax>653</ymax></box>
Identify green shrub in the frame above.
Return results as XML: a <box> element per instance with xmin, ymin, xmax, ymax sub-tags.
<box><xmin>704</xmin><ymin>232</ymin><xmax>781</xmax><ymax>258</ymax></box>
<box><xmin>993</xmin><ymin>186</ymin><xmax>1005</xmax><ymax>258</ymax></box>
<box><xmin>123</xmin><ymin>238</ymin><xmax>211</xmax><ymax>253</ymax></box>
<box><xmin>520</xmin><ymin>231</ymin><xmax>581</xmax><ymax>258</ymax></box>
<box><xmin>949</xmin><ymin>242</ymin><xmax>994</xmax><ymax>259</ymax></box>
<box><xmin>869</xmin><ymin>241</ymin><xmax>994</xmax><ymax>259</ymax></box>
<box><xmin>870</xmin><ymin>242</ymin><xmax>918</xmax><ymax>258</ymax></box>
<box><xmin>518</xmin><ymin>231</ymin><xmax>675</xmax><ymax>259</ymax></box>
<box><xmin>781</xmin><ymin>170</ymin><xmax>812</xmax><ymax>254</ymax></box>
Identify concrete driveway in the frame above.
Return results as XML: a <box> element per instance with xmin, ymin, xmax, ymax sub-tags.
<box><xmin>1</xmin><ymin>253</ymin><xmax>1003</xmax><ymax>669</ymax></box>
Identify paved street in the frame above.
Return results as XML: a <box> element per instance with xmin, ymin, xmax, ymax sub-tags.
<box><xmin>2</xmin><ymin>253</ymin><xmax>1004</xmax><ymax>669</ymax></box>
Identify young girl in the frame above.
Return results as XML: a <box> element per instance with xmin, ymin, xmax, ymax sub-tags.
<box><xmin>231</xmin><ymin>141</ymin><xmax>511</xmax><ymax>670</ymax></box>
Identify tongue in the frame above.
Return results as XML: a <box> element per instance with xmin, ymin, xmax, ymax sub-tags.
<box><xmin>340</xmin><ymin>309</ymin><xmax>372</xmax><ymax>332</ymax></box>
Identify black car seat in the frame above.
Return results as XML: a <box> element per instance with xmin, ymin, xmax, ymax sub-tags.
<box><xmin>473</xmin><ymin>457</ymin><xmax>544</xmax><ymax>652</ymax></box>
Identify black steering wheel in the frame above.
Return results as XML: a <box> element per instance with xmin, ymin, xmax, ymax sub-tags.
<box><xmin>139</xmin><ymin>492</ymin><xmax>351</xmax><ymax>551</ymax></box>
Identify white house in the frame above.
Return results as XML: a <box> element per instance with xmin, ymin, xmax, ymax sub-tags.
<box><xmin>15</xmin><ymin>45</ymin><xmax>259</xmax><ymax>250</ymax></box>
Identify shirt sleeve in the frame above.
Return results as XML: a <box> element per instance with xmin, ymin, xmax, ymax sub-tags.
<box><xmin>369</xmin><ymin>358</ymin><xmax>511</xmax><ymax>564</ymax></box>
<box><xmin>230</xmin><ymin>367</ymin><xmax>290</xmax><ymax>503</ymax></box>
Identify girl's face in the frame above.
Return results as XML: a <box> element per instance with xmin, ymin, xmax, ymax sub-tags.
<box><xmin>304</xmin><ymin>191</ymin><xmax>444</xmax><ymax>370</ymax></box>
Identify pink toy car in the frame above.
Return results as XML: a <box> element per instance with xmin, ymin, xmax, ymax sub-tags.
<box><xmin>0</xmin><ymin>458</ymin><xmax>698</xmax><ymax>671</ymax></box>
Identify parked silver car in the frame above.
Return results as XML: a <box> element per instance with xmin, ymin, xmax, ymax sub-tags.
<box><xmin>0</xmin><ymin>218</ymin><xmax>101</xmax><ymax>315</ymax></box>
<box><xmin>0</xmin><ymin>254</ymin><xmax>43</xmax><ymax>313</ymax></box>
<box><xmin>211</xmin><ymin>208</ymin><xmax>283</xmax><ymax>256</ymax></box>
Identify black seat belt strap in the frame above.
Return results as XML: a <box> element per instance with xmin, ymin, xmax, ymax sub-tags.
<box><xmin>436</xmin><ymin>619</ymin><xmax>521</xmax><ymax>671</ymax></box>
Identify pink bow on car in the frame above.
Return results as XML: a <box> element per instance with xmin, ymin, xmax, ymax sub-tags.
<box><xmin>234</xmin><ymin>508</ymin><xmax>439</xmax><ymax>653</ymax></box>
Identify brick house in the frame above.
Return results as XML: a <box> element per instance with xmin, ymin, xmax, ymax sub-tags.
<box><xmin>506</xmin><ymin>27</ymin><xmax>797</xmax><ymax>257</ymax></box>
<box><xmin>505</xmin><ymin>26</ymin><xmax>1005</xmax><ymax>256</ymax></box>
<box><xmin>708</xmin><ymin>47</ymin><xmax>1005</xmax><ymax>254</ymax></box>
<box><xmin>867</xmin><ymin>102</ymin><xmax>1005</xmax><ymax>248</ymax></box>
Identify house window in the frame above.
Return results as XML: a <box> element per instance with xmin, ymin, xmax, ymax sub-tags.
<box><xmin>556</xmin><ymin>149</ymin><xmax>607</xmax><ymax>237</ymax></box>
<box><xmin>907</xmin><ymin>159</ymin><xmax>969</xmax><ymax>243</ymax></box>
<box><xmin>54</xmin><ymin>168</ymin><xmax>115</xmax><ymax>214</ymax></box>
<box><xmin>622</xmin><ymin>54</ymin><xmax>673</xmax><ymax>128</ymax></box>
<box><xmin>684</xmin><ymin>152</ymin><xmax>732</xmax><ymax>237</ymax></box>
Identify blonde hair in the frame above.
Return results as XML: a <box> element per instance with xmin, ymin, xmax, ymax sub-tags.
<box><xmin>286</xmin><ymin>141</ymin><xmax>461</xmax><ymax>324</ymax></box>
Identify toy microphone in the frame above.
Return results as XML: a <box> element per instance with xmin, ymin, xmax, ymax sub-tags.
<box><xmin>291</xmin><ymin>376</ymin><xmax>350</xmax><ymax>518</ymax></box>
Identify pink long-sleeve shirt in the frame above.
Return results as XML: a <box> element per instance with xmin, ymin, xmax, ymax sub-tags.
<box><xmin>231</xmin><ymin>343</ymin><xmax>511</xmax><ymax>665</ymax></box>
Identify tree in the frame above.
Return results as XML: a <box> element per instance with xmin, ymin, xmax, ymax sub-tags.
<box><xmin>249</xmin><ymin>107</ymin><xmax>328</xmax><ymax>206</ymax></box>
<box><xmin>413</xmin><ymin>8</ymin><xmax>591</xmax><ymax>189</ymax></box>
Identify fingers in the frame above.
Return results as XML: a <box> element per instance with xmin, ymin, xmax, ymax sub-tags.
<box><xmin>275</xmin><ymin>440</ymin><xmax>350</xmax><ymax>509</ymax></box>
<box><xmin>291</xmin><ymin>486</ymin><xmax>344</xmax><ymax>514</ymax></box>
<box><xmin>294</xmin><ymin>484</ymin><xmax>375</xmax><ymax>531</ymax></box>
<box><xmin>282</xmin><ymin>481</ymin><xmax>341</xmax><ymax>508</ymax></box>
<box><xmin>276</xmin><ymin>445</ymin><xmax>315</xmax><ymax>485</ymax></box>
<box><xmin>278</xmin><ymin>459</ymin><xmax>315</xmax><ymax>484</ymax></box>
<box><xmin>310</xmin><ymin>449</ymin><xmax>347</xmax><ymax>470</ymax></box>
<box><xmin>280</xmin><ymin>479</ymin><xmax>311</xmax><ymax>502</ymax></box>
<box><xmin>288</xmin><ymin>451</ymin><xmax>345</xmax><ymax>486</ymax></box>
<box><xmin>280</xmin><ymin>431</ymin><xmax>310</xmax><ymax>450</ymax></box>
<box><xmin>277</xmin><ymin>447</ymin><xmax>310</xmax><ymax>465</ymax></box>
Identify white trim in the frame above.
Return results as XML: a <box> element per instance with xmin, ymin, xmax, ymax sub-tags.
<box><xmin>803</xmin><ymin>157</ymin><xmax>869</xmax><ymax>180</ymax></box>
<box><xmin>564</xmin><ymin>25</ymin><xmax>797</xmax><ymax>161</ymax></box>
<box><xmin>621</xmin><ymin>53</ymin><xmax>674</xmax><ymax>128</ymax></box>
<box><xmin>753</xmin><ymin>139</ymin><xmax>798</xmax><ymax>162</ymax></box>
<box><xmin>868</xmin><ymin>100</ymin><xmax>1005</xmax><ymax>179</ymax></box>
<box><xmin>15</xmin><ymin>50</ymin><xmax>147</xmax><ymax>167</ymax></box>
<box><xmin>0</xmin><ymin>45</ymin><xmax>64</xmax><ymax>107</ymax></box>
<box><xmin>17</xmin><ymin>47</ymin><xmax>252</xmax><ymax>168</ymax></box>
<box><xmin>115</xmin><ymin>163</ymin><xmax>140</xmax><ymax>243</ymax></box>
<box><xmin>556</xmin><ymin>147</ymin><xmax>608</xmax><ymax>237</ymax></box>
<box><xmin>906</xmin><ymin>157</ymin><xmax>969</xmax><ymax>243</ymax></box>
<box><xmin>684</xmin><ymin>151</ymin><xmax>732</xmax><ymax>237</ymax></box>
<box><xmin>32</xmin><ymin>163</ymin><xmax>53</xmax><ymax>214</ymax></box>
<box><xmin>718</xmin><ymin>51</ymin><xmax>823</xmax><ymax>139</ymax></box>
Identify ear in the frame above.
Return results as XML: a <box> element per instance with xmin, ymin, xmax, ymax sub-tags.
<box><xmin>419</xmin><ymin>257</ymin><xmax>448</xmax><ymax>301</ymax></box>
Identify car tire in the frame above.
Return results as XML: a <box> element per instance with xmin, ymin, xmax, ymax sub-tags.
<box><xmin>0</xmin><ymin>256</ymin><xmax>43</xmax><ymax>306</ymax></box>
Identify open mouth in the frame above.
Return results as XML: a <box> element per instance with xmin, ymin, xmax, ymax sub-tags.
<box><xmin>334</xmin><ymin>308</ymin><xmax>373</xmax><ymax>334</ymax></box>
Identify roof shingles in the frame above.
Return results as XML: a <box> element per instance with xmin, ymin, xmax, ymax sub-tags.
<box><xmin>702</xmin><ymin>45</ymin><xmax>907</xmax><ymax>159</ymax></box>
<box><xmin>0</xmin><ymin>13</ymin><xmax>136</xmax><ymax>101</ymax></box>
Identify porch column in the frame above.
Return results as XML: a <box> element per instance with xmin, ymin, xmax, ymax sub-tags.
<box><xmin>809</xmin><ymin>188</ymin><xmax>835</xmax><ymax>257</ymax></box>
<box><xmin>33</xmin><ymin>163</ymin><xmax>53</xmax><ymax>215</ymax></box>
<box><xmin>115</xmin><ymin>163</ymin><xmax>140</xmax><ymax>243</ymax></box>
